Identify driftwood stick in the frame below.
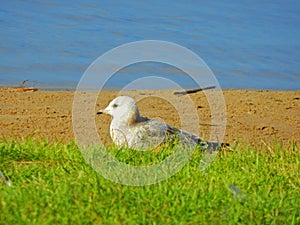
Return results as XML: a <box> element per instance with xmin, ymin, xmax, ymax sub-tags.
<box><xmin>174</xmin><ymin>85</ymin><xmax>216</xmax><ymax>95</ymax></box>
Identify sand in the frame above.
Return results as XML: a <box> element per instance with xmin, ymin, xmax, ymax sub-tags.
<box><xmin>0</xmin><ymin>87</ymin><xmax>299</xmax><ymax>147</ymax></box>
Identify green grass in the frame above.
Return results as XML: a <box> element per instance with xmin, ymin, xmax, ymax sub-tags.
<box><xmin>0</xmin><ymin>139</ymin><xmax>299</xmax><ymax>225</ymax></box>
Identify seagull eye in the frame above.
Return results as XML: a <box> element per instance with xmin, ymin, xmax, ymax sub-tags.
<box><xmin>112</xmin><ymin>103</ymin><xmax>118</xmax><ymax>108</ymax></box>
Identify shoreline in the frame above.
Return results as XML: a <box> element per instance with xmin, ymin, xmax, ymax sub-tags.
<box><xmin>1</xmin><ymin>83</ymin><xmax>300</xmax><ymax>92</ymax></box>
<box><xmin>0</xmin><ymin>87</ymin><xmax>299</xmax><ymax>147</ymax></box>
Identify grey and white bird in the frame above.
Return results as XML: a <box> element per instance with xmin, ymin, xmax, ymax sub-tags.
<box><xmin>97</xmin><ymin>96</ymin><xmax>226</xmax><ymax>150</ymax></box>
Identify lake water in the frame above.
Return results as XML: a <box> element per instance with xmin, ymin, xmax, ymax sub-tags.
<box><xmin>1</xmin><ymin>0</ymin><xmax>299</xmax><ymax>90</ymax></box>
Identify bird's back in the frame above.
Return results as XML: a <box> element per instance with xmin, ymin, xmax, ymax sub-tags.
<box><xmin>118</xmin><ymin>117</ymin><xmax>207</xmax><ymax>150</ymax></box>
<box><xmin>127</xmin><ymin>117</ymin><xmax>168</xmax><ymax>150</ymax></box>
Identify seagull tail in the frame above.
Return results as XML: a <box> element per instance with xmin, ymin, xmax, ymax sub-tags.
<box><xmin>204</xmin><ymin>142</ymin><xmax>230</xmax><ymax>151</ymax></box>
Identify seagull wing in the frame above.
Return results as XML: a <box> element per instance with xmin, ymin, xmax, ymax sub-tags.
<box><xmin>129</xmin><ymin>117</ymin><xmax>168</xmax><ymax>150</ymax></box>
<box><xmin>165</xmin><ymin>125</ymin><xmax>207</xmax><ymax>149</ymax></box>
<box><xmin>130</xmin><ymin>118</ymin><xmax>228</xmax><ymax>151</ymax></box>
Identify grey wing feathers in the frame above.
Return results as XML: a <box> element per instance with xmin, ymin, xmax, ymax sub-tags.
<box><xmin>166</xmin><ymin>125</ymin><xmax>207</xmax><ymax>148</ymax></box>
<box><xmin>165</xmin><ymin>126</ymin><xmax>227</xmax><ymax>150</ymax></box>
<box><xmin>134</xmin><ymin>118</ymin><xmax>227</xmax><ymax>150</ymax></box>
<box><xmin>130</xmin><ymin>118</ymin><xmax>167</xmax><ymax>149</ymax></box>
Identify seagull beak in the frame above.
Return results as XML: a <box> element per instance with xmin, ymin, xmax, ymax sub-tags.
<box><xmin>97</xmin><ymin>109</ymin><xmax>108</xmax><ymax>115</ymax></box>
<box><xmin>97</xmin><ymin>104</ymin><xmax>113</xmax><ymax>115</ymax></box>
<box><xmin>97</xmin><ymin>108</ymin><xmax>110</xmax><ymax>115</ymax></box>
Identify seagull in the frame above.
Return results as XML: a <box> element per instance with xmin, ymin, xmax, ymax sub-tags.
<box><xmin>97</xmin><ymin>96</ymin><xmax>226</xmax><ymax>150</ymax></box>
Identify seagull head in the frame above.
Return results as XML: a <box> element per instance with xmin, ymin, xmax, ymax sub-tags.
<box><xmin>97</xmin><ymin>96</ymin><xmax>140</xmax><ymax>124</ymax></box>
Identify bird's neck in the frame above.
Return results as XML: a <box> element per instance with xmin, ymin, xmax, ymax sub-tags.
<box><xmin>126</xmin><ymin>104</ymin><xmax>140</xmax><ymax>126</ymax></box>
<box><xmin>112</xmin><ymin>108</ymin><xmax>140</xmax><ymax>127</ymax></box>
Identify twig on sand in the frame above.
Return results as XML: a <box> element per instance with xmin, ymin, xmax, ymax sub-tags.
<box><xmin>174</xmin><ymin>86</ymin><xmax>216</xmax><ymax>96</ymax></box>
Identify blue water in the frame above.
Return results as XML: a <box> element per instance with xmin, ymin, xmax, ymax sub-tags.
<box><xmin>1</xmin><ymin>0</ymin><xmax>300</xmax><ymax>90</ymax></box>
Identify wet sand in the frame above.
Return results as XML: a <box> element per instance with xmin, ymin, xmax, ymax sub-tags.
<box><xmin>0</xmin><ymin>87</ymin><xmax>299</xmax><ymax>147</ymax></box>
